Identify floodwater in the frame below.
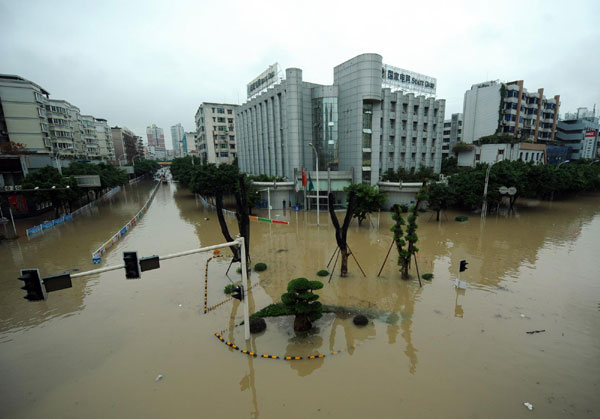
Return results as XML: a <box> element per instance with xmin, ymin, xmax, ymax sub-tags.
<box><xmin>1</xmin><ymin>180</ymin><xmax>599</xmax><ymax>418</ymax></box>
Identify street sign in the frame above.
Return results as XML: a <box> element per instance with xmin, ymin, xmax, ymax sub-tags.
<box><xmin>507</xmin><ymin>187</ymin><xmax>517</xmax><ymax>196</ymax></box>
<box><xmin>499</xmin><ymin>186</ymin><xmax>508</xmax><ymax>194</ymax></box>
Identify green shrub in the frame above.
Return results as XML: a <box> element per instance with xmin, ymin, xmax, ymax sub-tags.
<box><xmin>251</xmin><ymin>303</ymin><xmax>290</xmax><ymax>319</ymax></box>
<box><xmin>317</xmin><ymin>269</ymin><xmax>329</xmax><ymax>277</ymax></box>
<box><xmin>254</xmin><ymin>262</ymin><xmax>267</xmax><ymax>272</ymax></box>
<box><xmin>422</xmin><ymin>273</ymin><xmax>434</xmax><ymax>281</ymax></box>
<box><xmin>281</xmin><ymin>278</ymin><xmax>324</xmax><ymax>332</ymax></box>
<box><xmin>224</xmin><ymin>284</ymin><xmax>235</xmax><ymax>294</ymax></box>
<box><xmin>455</xmin><ymin>216</ymin><xmax>469</xmax><ymax>222</ymax></box>
<box><xmin>236</xmin><ymin>267</ymin><xmax>242</xmax><ymax>274</ymax></box>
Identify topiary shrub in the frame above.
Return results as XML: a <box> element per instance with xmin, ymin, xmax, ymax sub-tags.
<box><xmin>353</xmin><ymin>314</ymin><xmax>368</xmax><ymax>326</ymax></box>
<box><xmin>455</xmin><ymin>216</ymin><xmax>468</xmax><ymax>222</ymax></box>
<box><xmin>317</xmin><ymin>269</ymin><xmax>329</xmax><ymax>277</ymax></box>
<box><xmin>422</xmin><ymin>273</ymin><xmax>434</xmax><ymax>281</ymax></box>
<box><xmin>224</xmin><ymin>284</ymin><xmax>235</xmax><ymax>294</ymax></box>
<box><xmin>281</xmin><ymin>278</ymin><xmax>324</xmax><ymax>332</ymax></box>
<box><xmin>254</xmin><ymin>262</ymin><xmax>267</xmax><ymax>272</ymax></box>
<box><xmin>236</xmin><ymin>267</ymin><xmax>242</xmax><ymax>274</ymax></box>
<box><xmin>249</xmin><ymin>317</ymin><xmax>267</xmax><ymax>334</ymax></box>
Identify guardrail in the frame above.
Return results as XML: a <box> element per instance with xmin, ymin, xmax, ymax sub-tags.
<box><xmin>26</xmin><ymin>186</ymin><xmax>121</xmax><ymax>238</ymax></box>
<box><xmin>91</xmin><ymin>182</ymin><xmax>160</xmax><ymax>263</ymax></box>
<box><xmin>196</xmin><ymin>194</ymin><xmax>289</xmax><ymax>225</ymax></box>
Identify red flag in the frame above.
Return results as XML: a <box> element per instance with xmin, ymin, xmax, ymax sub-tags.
<box><xmin>301</xmin><ymin>168</ymin><xmax>307</xmax><ymax>188</ymax></box>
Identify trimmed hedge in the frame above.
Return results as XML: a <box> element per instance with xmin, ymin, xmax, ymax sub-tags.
<box><xmin>317</xmin><ymin>269</ymin><xmax>329</xmax><ymax>277</ymax></box>
<box><xmin>254</xmin><ymin>262</ymin><xmax>267</xmax><ymax>272</ymax></box>
<box><xmin>422</xmin><ymin>273</ymin><xmax>434</xmax><ymax>281</ymax></box>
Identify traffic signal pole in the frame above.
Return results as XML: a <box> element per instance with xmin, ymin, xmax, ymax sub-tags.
<box><xmin>21</xmin><ymin>238</ymin><xmax>252</xmax><ymax>341</ymax></box>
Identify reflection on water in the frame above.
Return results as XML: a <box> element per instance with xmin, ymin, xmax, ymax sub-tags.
<box><xmin>1</xmin><ymin>183</ymin><xmax>599</xmax><ymax>418</ymax></box>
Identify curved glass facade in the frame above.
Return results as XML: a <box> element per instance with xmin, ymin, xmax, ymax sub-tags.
<box><xmin>312</xmin><ymin>97</ymin><xmax>338</xmax><ymax>170</ymax></box>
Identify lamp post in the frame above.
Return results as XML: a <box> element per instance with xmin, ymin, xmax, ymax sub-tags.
<box><xmin>308</xmin><ymin>143</ymin><xmax>319</xmax><ymax>226</ymax></box>
<box><xmin>481</xmin><ymin>161</ymin><xmax>497</xmax><ymax>219</ymax></box>
<box><xmin>557</xmin><ymin>159</ymin><xmax>570</xmax><ymax>168</ymax></box>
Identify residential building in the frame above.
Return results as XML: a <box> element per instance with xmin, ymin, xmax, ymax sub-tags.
<box><xmin>135</xmin><ymin>136</ymin><xmax>144</xmax><ymax>160</ymax></box>
<box><xmin>94</xmin><ymin>118</ymin><xmax>115</xmax><ymax>161</ymax></box>
<box><xmin>0</xmin><ymin>74</ymin><xmax>51</xmax><ymax>154</ymax></box>
<box><xmin>555</xmin><ymin>108</ymin><xmax>599</xmax><ymax>160</ymax></box>
<box><xmin>442</xmin><ymin>113</ymin><xmax>463</xmax><ymax>159</ymax></box>
<box><xmin>457</xmin><ymin>142</ymin><xmax>546</xmax><ymax>167</ymax></box>
<box><xmin>46</xmin><ymin>99</ymin><xmax>78</xmax><ymax>158</ymax></box>
<box><xmin>236</xmin><ymin>53</ymin><xmax>445</xmax><ymax>185</ymax></box>
<box><xmin>170</xmin><ymin>123</ymin><xmax>184</xmax><ymax>157</ymax></box>
<box><xmin>111</xmin><ymin>126</ymin><xmax>138</xmax><ymax>164</ymax></box>
<box><xmin>462</xmin><ymin>80</ymin><xmax>560</xmax><ymax>144</ymax></box>
<box><xmin>195</xmin><ymin>103</ymin><xmax>239</xmax><ymax>165</ymax></box>
<box><xmin>146</xmin><ymin>124</ymin><xmax>165</xmax><ymax>148</ymax></box>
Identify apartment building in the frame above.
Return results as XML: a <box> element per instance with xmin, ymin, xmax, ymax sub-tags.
<box><xmin>462</xmin><ymin>80</ymin><xmax>560</xmax><ymax>144</ymax></box>
<box><xmin>442</xmin><ymin>113</ymin><xmax>463</xmax><ymax>159</ymax></box>
<box><xmin>194</xmin><ymin>103</ymin><xmax>239</xmax><ymax>165</ymax></box>
<box><xmin>111</xmin><ymin>126</ymin><xmax>138</xmax><ymax>164</ymax></box>
<box><xmin>95</xmin><ymin>118</ymin><xmax>115</xmax><ymax>161</ymax></box>
<box><xmin>236</xmin><ymin>53</ymin><xmax>445</xmax><ymax>185</ymax></box>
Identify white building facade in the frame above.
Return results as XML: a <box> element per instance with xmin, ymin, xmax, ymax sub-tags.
<box><xmin>194</xmin><ymin>103</ymin><xmax>239</xmax><ymax>165</ymax></box>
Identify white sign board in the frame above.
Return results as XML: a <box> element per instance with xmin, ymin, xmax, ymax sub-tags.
<box><xmin>382</xmin><ymin>63</ymin><xmax>436</xmax><ymax>96</ymax></box>
<box><xmin>247</xmin><ymin>63</ymin><xmax>281</xmax><ymax>99</ymax></box>
<box><xmin>499</xmin><ymin>186</ymin><xmax>508</xmax><ymax>194</ymax></box>
<box><xmin>507</xmin><ymin>187</ymin><xmax>517</xmax><ymax>196</ymax></box>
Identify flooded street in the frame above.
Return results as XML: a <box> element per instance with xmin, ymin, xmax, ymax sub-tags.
<box><xmin>1</xmin><ymin>181</ymin><xmax>599</xmax><ymax>418</ymax></box>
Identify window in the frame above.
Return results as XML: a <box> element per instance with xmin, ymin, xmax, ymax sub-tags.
<box><xmin>229</xmin><ymin>135</ymin><xmax>235</xmax><ymax>141</ymax></box>
<box><xmin>402</xmin><ymin>103</ymin><xmax>408</xmax><ymax>113</ymax></box>
<box><xmin>391</xmin><ymin>101</ymin><xmax>396</xmax><ymax>112</ymax></box>
<box><xmin>414</xmin><ymin>105</ymin><xmax>419</xmax><ymax>114</ymax></box>
<box><xmin>227</xmin><ymin>109</ymin><xmax>232</xmax><ymax>114</ymax></box>
<box><xmin>228</xmin><ymin>118</ymin><xmax>233</xmax><ymax>123</ymax></box>
<box><xmin>217</xmin><ymin>108</ymin><xmax>225</xmax><ymax>114</ymax></box>
<box><xmin>475</xmin><ymin>154</ymin><xmax>481</xmax><ymax>161</ymax></box>
<box><xmin>217</xmin><ymin>117</ymin><xmax>226</xmax><ymax>122</ymax></box>
<box><xmin>220</xmin><ymin>152</ymin><xmax>229</xmax><ymax>157</ymax></box>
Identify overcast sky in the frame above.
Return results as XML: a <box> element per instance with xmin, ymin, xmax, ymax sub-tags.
<box><xmin>1</xmin><ymin>0</ymin><xmax>599</xmax><ymax>149</ymax></box>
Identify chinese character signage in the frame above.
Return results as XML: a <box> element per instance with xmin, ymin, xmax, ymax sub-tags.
<box><xmin>381</xmin><ymin>64</ymin><xmax>436</xmax><ymax>96</ymax></box>
<box><xmin>247</xmin><ymin>64</ymin><xmax>281</xmax><ymax>99</ymax></box>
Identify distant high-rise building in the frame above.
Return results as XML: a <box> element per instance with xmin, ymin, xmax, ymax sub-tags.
<box><xmin>462</xmin><ymin>80</ymin><xmax>560</xmax><ymax>144</ymax></box>
<box><xmin>195</xmin><ymin>103</ymin><xmax>239</xmax><ymax>165</ymax></box>
<box><xmin>146</xmin><ymin>124</ymin><xmax>165</xmax><ymax>148</ymax></box>
<box><xmin>170</xmin><ymin>123</ymin><xmax>184</xmax><ymax>157</ymax></box>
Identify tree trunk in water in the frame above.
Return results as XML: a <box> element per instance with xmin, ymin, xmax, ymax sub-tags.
<box><xmin>401</xmin><ymin>261</ymin><xmax>410</xmax><ymax>279</ymax></box>
<box><xmin>436</xmin><ymin>209</ymin><xmax>440</xmax><ymax>221</ymax></box>
<box><xmin>341</xmin><ymin>250</ymin><xmax>349</xmax><ymax>277</ymax></box>
<box><xmin>294</xmin><ymin>314</ymin><xmax>312</xmax><ymax>332</ymax></box>
<box><xmin>328</xmin><ymin>191</ymin><xmax>356</xmax><ymax>278</ymax></box>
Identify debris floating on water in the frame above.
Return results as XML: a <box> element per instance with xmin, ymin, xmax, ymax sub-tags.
<box><xmin>155</xmin><ymin>374</ymin><xmax>163</xmax><ymax>382</ymax></box>
<box><xmin>526</xmin><ymin>329</ymin><xmax>545</xmax><ymax>334</ymax></box>
<box><xmin>523</xmin><ymin>402</ymin><xmax>533</xmax><ymax>410</ymax></box>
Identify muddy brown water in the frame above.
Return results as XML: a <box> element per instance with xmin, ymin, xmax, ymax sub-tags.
<box><xmin>1</xmin><ymin>180</ymin><xmax>599</xmax><ymax>418</ymax></box>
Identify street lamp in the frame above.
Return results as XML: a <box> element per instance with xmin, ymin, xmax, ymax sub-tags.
<box><xmin>557</xmin><ymin>160</ymin><xmax>570</xmax><ymax>168</ymax></box>
<box><xmin>481</xmin><ymin>161</ymin><xmax>497</xmax><ymax>219</ymax></box>
<box><xmin>308</xmin><ymin>143</ymin><xmax>319</xmax><ymax>226</ymax></box>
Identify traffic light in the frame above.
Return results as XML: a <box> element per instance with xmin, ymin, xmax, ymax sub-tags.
<box><xmin>18</xmin><ymin>269</ymin><xmax>45</xmax><ymax>301</ymax></box>
<box><xmin>231</xmin><ymin>285</ymin><xmax>243</xmax><ymax>301</ymax></box>
<box><xmin>459</xmin><ymin>260</ymin><xmax>468</xmax><ymax>272</ymax></box>
<box><xmin>123</xmin><ymin>251</ymin><xmax>140</xmax><ymax>279</ymax></box>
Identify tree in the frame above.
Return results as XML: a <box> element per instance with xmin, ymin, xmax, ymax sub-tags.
<box><xmin>391</xmin><ymin>185</ymin><xmax>427</xmax><ymax>280</ymax></box>
<box><xmin>21</xmin><ymin>166</ymin><xmax>79</xmax><ymax>216</ymax></box>
<box><xmin>441</xmin><ymin>157</ymin><xmax>458</xmax><ymax>175</ymax></box>
<box><xmin>281</xmin><ymin>277</ymin><xmax>323</xmax><ymax>332</ymax></box>
<box><xmin>427</xmin><ymin>182</ymin><xmax>455</xmax><ymax>221</ymax></box>
<box><xmin>328</xmin><ymin>191</ymin><xmax>356</xmax><ymax>277</ymax></box>
<box><xmin>344</xmin><ymin>183</ymin><xmax>386</xmax><ymax>226</ymax></box>
<box><xmin>132</xmin><ymin>160</ymin><xmax>160</xmax><ymax>176</ymax></box>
